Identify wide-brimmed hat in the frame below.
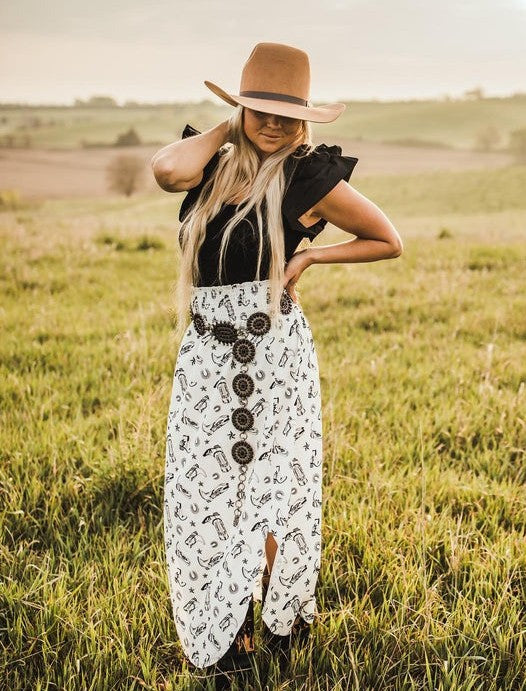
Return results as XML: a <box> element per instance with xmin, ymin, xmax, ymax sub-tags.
<box><xmin>204</xmin><ymin>42</ymin><xmax>346</xmax><ymax>124</ymax></box>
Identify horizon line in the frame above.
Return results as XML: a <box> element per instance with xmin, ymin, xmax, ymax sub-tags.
<box><xmin>1</xmin><ymin>89</ymin><xmax>526</xmax><ymax>109</ymax></box>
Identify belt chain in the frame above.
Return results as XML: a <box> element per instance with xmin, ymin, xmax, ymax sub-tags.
<box><xmin>190</xmin><ymin>289</ymin><xmax>294</xmax><ymax>527</ymax></box>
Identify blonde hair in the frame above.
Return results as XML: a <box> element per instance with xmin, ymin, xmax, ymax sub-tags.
<box><xmin>174</xmin><ymin>105</ymin><xmax>316</xmax><ymax>341</ymax></box>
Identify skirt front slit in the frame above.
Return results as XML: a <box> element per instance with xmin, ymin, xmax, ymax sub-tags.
<box><xmin>164</xmin><ymin>278</ymin><xmax>323</xmax><ymax>669</ymax></box>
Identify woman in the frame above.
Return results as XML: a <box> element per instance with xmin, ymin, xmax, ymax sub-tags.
<box><xmin>151</xmin><ymin>42</ymin><xmax>402</xmax><ymax>675</ymax></box>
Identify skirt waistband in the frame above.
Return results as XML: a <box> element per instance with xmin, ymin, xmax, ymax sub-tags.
<box><xmin>190</xmin><ymin>279</ymin><xmax>293</xmax><ymax>327</ymax></box>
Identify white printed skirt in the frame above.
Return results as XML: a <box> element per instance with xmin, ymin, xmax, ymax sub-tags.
<box><xmin>164</xmin><ymin>278</ymin><xmax>323</xmax><ymax>669</ymax></box>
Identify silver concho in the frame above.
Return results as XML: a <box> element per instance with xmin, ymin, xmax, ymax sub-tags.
<box><xmin>232</xmin><ymin>339</ymin><xmax>255</xmax><ymax>363</ymax></box>
<box><xmin>232</xmin><ymin>440</ymin><xmax>254</xmax><ymax>465</ymax></box>
<box><xmin>247</xmin><ymin>311</ymin><xmax>271</xmax><ymax>336</ymax></box>
<box><xmin>232</xmin><ymin>372</ymin><xmax>255</xmax><ymax>398</ymax></box>
<box><xmin>232</xmin><ymin>406</ymin><xmax>254</xmax><ymax>431</ymax></box>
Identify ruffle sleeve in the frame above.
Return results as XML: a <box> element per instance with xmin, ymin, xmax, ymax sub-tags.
<box><xmin>178</xmin><ymin>124</ymin><xmax>221</xmax><ymax>223</ymax></box>
<box><xmin>282</xmin><ymin>143</ymin><xmax>359</xmax><ymax>240</ymax></box>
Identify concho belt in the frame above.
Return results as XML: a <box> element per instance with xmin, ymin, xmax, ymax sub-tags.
<box><xmin>190</xmin><ymin>289</ymin><xmax>294</xmax><ymax>527</ymax></box>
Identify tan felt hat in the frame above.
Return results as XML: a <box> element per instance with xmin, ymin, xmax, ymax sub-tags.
<box><xmin>204</xmin><ymin>42</ymin><xmax>346</xmax><ymax>124</ymax></box>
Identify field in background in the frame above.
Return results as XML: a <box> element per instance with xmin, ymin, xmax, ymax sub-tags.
<box><xmin>0</xmin><ymin>140</ymin><xmax>516</xmax><ymax>201</ymax></box>
<box><xmin>1</xmin><ymin>95</ymin><xmax>525</xmax><ymax>150</ymax></box>
<box><xmin>1</xmin><ymin>96</ymin><xmax>523</xmax><ymax>201</ymax></box>
<box><xmin>1</xmin><ymin>157</ymin><xmax>526</xmax><ymax>688</ymax></box>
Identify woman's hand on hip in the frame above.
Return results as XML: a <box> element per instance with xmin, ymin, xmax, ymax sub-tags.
<box><xmin>283</xmin><ymin>248</ymin><xmax>315</xmax><ymax>303</ymax></box>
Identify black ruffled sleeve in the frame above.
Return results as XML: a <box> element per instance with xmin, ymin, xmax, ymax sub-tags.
<box><xmin>178</xmin><ymin>124</ymin><xmax>221</xmax><ymax>223</ymax></box>
<box><xmin>282</xmin><ymin>143</ymin><xmax>359</xmax><ymax>240</ymax></box>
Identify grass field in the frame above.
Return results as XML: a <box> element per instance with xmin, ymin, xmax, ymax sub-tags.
<box><xmin>1</xmin><ymin>95</ymin><xmax>525</xmax><ymax>150</ymax></box>
<box><xmin>1</xmin><ymin>163</ymin><xmax>526</xmax><ymax>689</ymax></box>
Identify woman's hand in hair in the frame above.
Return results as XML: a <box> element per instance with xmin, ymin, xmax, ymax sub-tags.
<box><xmin>283</xmin><ymin>248</ymin><xmax>315</xmax><ymax>304</ymax></box>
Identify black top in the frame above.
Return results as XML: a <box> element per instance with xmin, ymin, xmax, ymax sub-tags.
<box><xmin>178</xmin><ymin>123</ymin><xmax>359</xmax><ymax>286</ymax></box>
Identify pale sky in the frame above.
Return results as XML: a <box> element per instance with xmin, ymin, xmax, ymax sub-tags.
<box><xmin>1</xmin><ymin>0</ymin><xmax>525</xmax><ymax>105</ymax></box>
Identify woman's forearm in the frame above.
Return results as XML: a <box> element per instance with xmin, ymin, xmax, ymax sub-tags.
<box><xmin>151</xmin><ymin>121</ymin><xmax>230</xmax><ymax>187</ymax></box>
<box><xmin>307</xmin><ymin>237</ymin><xmax>402</xmax><ymax>265</ymax></box>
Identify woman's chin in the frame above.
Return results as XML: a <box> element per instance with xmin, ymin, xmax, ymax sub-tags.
<box><xmin>255</xmin><ymin>142</ymin><xmax>285</xmax><ymax>159</ymax></box>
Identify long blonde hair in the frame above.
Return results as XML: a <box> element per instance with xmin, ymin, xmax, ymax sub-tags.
<box><xmin>174</xmin><ymin>105</ymin><xmax>316</xmax><ymax>341</ymax></box>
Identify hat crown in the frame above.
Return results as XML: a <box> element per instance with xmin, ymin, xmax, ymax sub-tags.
<box><xmin>203</xmin><ymin>41</ymin><xmax>346</xmax><ymax>123</ymax></box>
<box><xmin>239</xmin><ymin>42</ymin><xmax>311</xmax><ymax>104</ymax></box>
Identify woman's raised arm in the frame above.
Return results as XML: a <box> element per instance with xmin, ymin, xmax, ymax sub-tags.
<box><xmin>151</xmin><ymin>120</ymin><xmax>230</xmax><ymax>193</ymax></box>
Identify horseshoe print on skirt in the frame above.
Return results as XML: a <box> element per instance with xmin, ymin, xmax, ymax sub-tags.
<box><xmin>190</xmin><ymin>287</ymin><xmax>294</xmax><ymax>527</ymax></box>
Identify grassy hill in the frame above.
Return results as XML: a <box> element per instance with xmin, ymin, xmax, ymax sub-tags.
<box><xmin>1</xmin><ymin>93</ymin><xmax>525</xmax><ymax>151</ymax></box>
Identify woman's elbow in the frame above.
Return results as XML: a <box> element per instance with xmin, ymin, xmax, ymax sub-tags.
<box><xmin>151</xmin><ymin>159</ymin><xmax>181</xmax><ymax>193</ymax></box>
<box><xmin>152</xmin><ymin>165</ymin><xmax>174</xmax><ymax>192</ymax></box>
<box><xmin>388</xmin><ymin>228</ymin><xmax>403</xmax><ymax>257</ymax></box>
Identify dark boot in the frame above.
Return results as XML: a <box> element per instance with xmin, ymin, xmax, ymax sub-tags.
<box><xmin>261</xmin><ymin>562</ymin><xmax>271</xmax><ymax>607</ymax></box>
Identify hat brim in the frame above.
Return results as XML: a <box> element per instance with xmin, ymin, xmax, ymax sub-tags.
<box><xmin>204</xmin><ymin>80</ymin><xmax>346</xmax><ymax>123</ymax></box>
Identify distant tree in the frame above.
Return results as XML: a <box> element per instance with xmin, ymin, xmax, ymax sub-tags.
<box><xmin>87</xmin><ymin>96</ymin><xmax>118</xmax><ymax>108</ymax></box>
<box><xmin>464</xmin><ymin>87</ymin><xmax>485</xmax><ymax>100</ymax></box>
<box><xmin>114</xmin><ymin>127</ymin><xmax>142</xmax><ymax>147</ymax></box>
<box><xmin>474</xmin><ymin>124</ymin><xmax>501</xmax><ymax>152</ymax></box>
<box><xmin>509</xmin><ymin>128</ymin><xmax>526</xmax><ymax>163</ymax></box>
<box><xmin>106</xmin><ymin>154</ymin><xmax>144</xmax><ymax>196</ymax></box>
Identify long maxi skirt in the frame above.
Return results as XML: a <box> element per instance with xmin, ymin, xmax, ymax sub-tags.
<box><xmin>164</xmin><ymin>278</ymin><xmax>323</xmax><ymax>669</ymax></box>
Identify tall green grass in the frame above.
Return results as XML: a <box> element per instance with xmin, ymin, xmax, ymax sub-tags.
<box><xmin>1</xmin><ymin>166</ymin><xmax>525</xmax><ymax>689</ymax></box>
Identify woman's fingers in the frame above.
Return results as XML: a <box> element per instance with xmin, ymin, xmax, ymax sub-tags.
<box><xmin>285</xmin><ymin>280</ymin><xmax>299</xmax><ymax>304</ymax></box>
